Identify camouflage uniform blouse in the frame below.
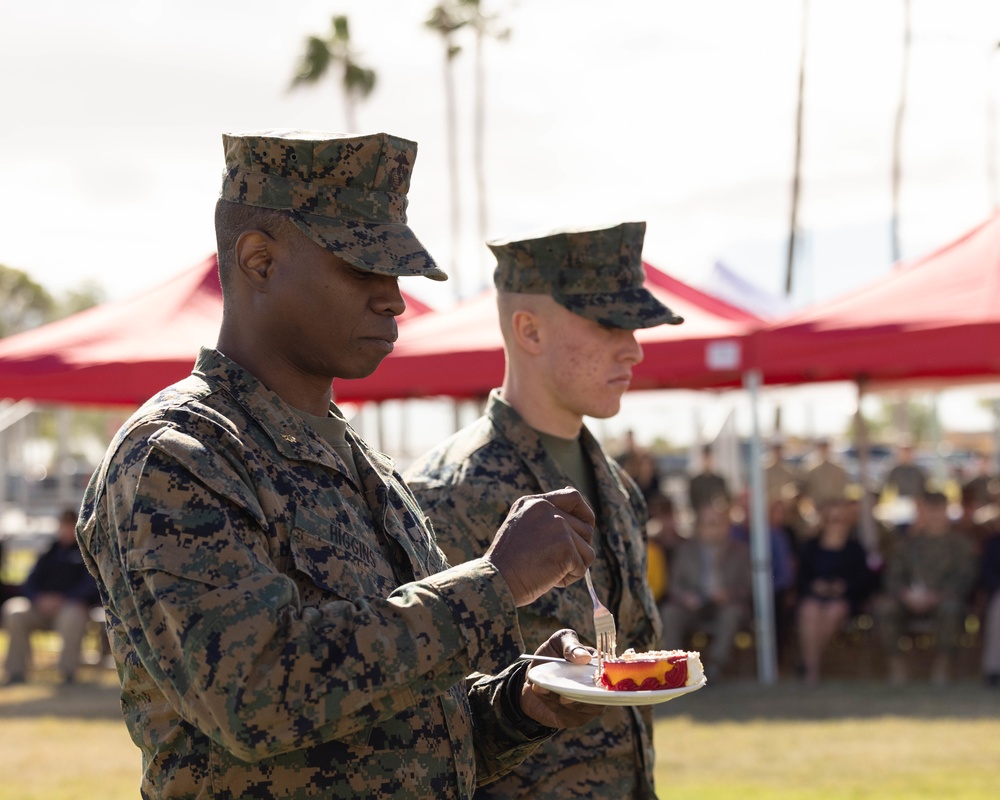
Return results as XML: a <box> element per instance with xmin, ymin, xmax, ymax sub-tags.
<box><xmin>405</xmin><ymin>392</ymin><xmax>663</xmax><ymax>800</ymax></box>
<box><xmin>76</xmin><ymin>350</ymin><xmax>551</xmax><ymax>800</ymax></box>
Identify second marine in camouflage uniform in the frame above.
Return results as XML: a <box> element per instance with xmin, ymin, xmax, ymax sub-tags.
<box><xmin>406</xmin><ymin>223</ymin><xmax>683</xmax><ymax>799</ymax></box>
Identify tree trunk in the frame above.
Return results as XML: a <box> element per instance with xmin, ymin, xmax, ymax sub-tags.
<box><xmin>444</xmin><ymin>42</ymin><xmax>462</xmax><ymax>299</ymax></box>
<box><xmin>473</xmin><ymin>26</ymin><xmax>489</xmax><ymax>290</ymax></box>
<box><xmin>785</xmin><ymin>0</ymin><xmax>809</xmax><ymax>297</ymax></box>
<box><xmin>891</xmin><ymin>0</ymin><xmax>912</xmax><ymax>264</ymax></box>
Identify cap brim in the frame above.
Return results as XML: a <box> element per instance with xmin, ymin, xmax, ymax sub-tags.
<box><xmin>554</xmin><ymin>287</ymin><xmax>684</xmax><ymax>329</ymax></box>
<box><xmin>291</xmin><ymin>211</ymin><xmax>448</xmax><ymax>281</ymax></box>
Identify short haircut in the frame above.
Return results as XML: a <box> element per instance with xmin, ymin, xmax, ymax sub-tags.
<box><xmin>496</xmin><ymin>290</ymin><xmax>550</xmax><ymax>341</ymax></box>
<box><xmin>214</xmin><ymin>199</ymin><xmax>303</xmax><ymax>296</ymax></box>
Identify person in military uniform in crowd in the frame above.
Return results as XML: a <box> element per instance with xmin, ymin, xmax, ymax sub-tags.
<box><xmin>881</xmin><ymin>439</ymin><xmax>928</xmax><ymax>500</ymax></box>
<box><xmin>763</xmin><ymin>437</ymin><xmax>799</xmax><ymax>501</ymax></box>
<box><xmin>962</xmin><ymin>450</ymin><xmax>998</xmax><ymax>508</ymax></box>
<box><xmin>688</xmin><ymin>443</ymin><xmax>730</xmax><ymax>513</ymax></box>
<box><xmin>873</xmin><ymin>489</ymin><xmax>978</xmax><ymax>686</ymax></box>
<box><xmin>405</xmin><ymin>222</ymin><xmax>681</xmax><ymax>799</ymax></box>
<box><xmin>76</xmin><ymin>131</ymin><xmax>607</xmax><ymax>800</ymax></box>
<box><xmin>801</xmin><ymin>438</ymin><xmax>849</xmax><ymax>510</ymax></box>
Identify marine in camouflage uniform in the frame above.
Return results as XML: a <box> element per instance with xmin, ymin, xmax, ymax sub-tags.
<box><xmin>873</xmin><ymin>490</ymin><xmax>978</xmax><ymax>683</ymax></box>
<box><xmin>405</xmin><ymin>223</ymin><xmax>683</xmax><ymax>800</ymax></box>
<box><xmin>77</xmin><ymin>131</ymin><xmax>601</xmax><ymax>799</ymax></box>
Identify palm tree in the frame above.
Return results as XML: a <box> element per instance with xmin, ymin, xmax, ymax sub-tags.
<box><xmin>460</xmin><ymin>0</ymin><xmax>510</xmax><ymax>288</ymax></box>
<box><xmin>785</xmin><ymin>0</ymin><xmax>809</xmax><ymax>297</ymax></box>
<box><xmin>425</xmin><ymin>3</ymin><xmax>469</xmax><ymax>297</ymax></box>
<box><xmin>290</xmin><ymin>15</ymin><xmax>377</xmax><ymax>132</ymax></box>
<box><xmin>986</xmin><ymin>41</ymin><xmax>1000</xmax><ymax>211</ymax></box>
<box><xmin>891</xmin><ymin>0</ymin><xmax>912</xmax><ymax>264</ymax></box>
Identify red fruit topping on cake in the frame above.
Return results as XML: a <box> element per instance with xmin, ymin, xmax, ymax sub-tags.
<box><xmin>598</xmin><ymin>649</ymin><xmax>704</xmax><ymax>691</ymax></box>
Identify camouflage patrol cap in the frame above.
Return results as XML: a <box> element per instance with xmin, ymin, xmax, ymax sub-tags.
<box><xmin>488</xmin><ymin>222</ymin><xmax>683</xmax><ymax>329</ymax></box>
<box><xmin>219</xmin><ymin>130</ymin><xmax>447</xmax><ymax>280</ymax></box>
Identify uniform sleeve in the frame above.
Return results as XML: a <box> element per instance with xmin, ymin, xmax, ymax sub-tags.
<box><xmin>94</xmin><ymin>423</ymin><xmax>524</xmax><ymax>763</ymax></box>
<box><xmin>467</xmin><ymin>660</ymin><xmax>556</xmax><ymax>785</ymax></box>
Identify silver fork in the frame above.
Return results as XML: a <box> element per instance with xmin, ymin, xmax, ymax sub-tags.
<box><xmin>584</xmin><ymin>568</ymin><xmax>617</xmax><ymax>671</ymax></box>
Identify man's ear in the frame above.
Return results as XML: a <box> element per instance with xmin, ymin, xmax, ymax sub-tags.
<box><xmin>234</xmin><ymin>230</ymin><xmax>274</xmax><ymax>289</ymax></box>
<box><xmin>510</xmin><ymin>309</ymin><xmax>544</xmax><ymax>355</ymax></box>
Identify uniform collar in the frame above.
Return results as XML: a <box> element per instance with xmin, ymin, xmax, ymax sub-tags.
<box><xmin>192</xmin><ymin>348</ymin><xmax>396</xmax><ymax>476</ymax></box>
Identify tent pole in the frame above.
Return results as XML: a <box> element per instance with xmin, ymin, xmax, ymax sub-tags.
<box><xmin>0</xmin><ymin>400</ymin><xmax>35</xmax><ymax>512</ymax></box>
<box><xmin>743</xmin><ymin>369</ymin><xmax>778</xmax><ymax>685</ymax></box>
<box><xmin>929</xmin><ymin>392</ymin><xmax>947</xmax><ymax>487</ymax></box>
<box><xmin>854</xmin><ymin>379</ymin><xmax>879</xmax><ymax>556</ymax></box>
<box><xmin>56</xmin><ymin>406</ymin><xmax>73</xmax><ymax>510</ymax></box>
<box><xmin>993</xmin><ymin>399</ymin><xmax>1000</xmax><ymax>476</ymax></box>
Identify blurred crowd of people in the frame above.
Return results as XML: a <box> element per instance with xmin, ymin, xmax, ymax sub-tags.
<box><xmin>620</xmin><ymin>433</ymin><xmax>1000</xmax><ymax>688</ymax></box>
<box><xmin>4</xmin><ymin>432</ymin><xmax>1000</xmax><ymax>691</ymax></box>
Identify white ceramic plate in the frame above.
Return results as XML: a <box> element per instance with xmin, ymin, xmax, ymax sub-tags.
<box><xmin>527</xmin><ymin>661</ymin><xmax>707</xmax><ymax>706</ymax></box>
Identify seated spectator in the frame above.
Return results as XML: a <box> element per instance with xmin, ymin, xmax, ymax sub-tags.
<box><xmin>873</xmin><ymin>490</ymin><xmax>978</xmax><ymax>686</ymax></box>
<box><xmin>659</xmin><ymin>498</ymin><xmax>752</xmax><ymax>681</ymax></box>
<box><xmin>730</xmin><ymin>492</ymin><xmax>797</xmax><ymax>665</ymax></box>
<box><xmin>882</xmin><ymin>439</ymin><xmax>928</xmax><ymax>500</ymax></box>
<box><xmin>980</xmin><ymin>529</ymin><xmax>1000</xmax><ymax>688</ymax></box>
<box><xmin>1</xmin><ymin>510</ymin><xmax>100</xmax><ymax>685</ymax></box>
<box><xmin>688</xmin><ymin>443</ymin><xmax>730</xmax><ymax>512</ymax></box>
<box><xmin>645</xmin><ymin>492</ymin><xmax>680</xmax><ymax>606</ymax></box>
<box><xmin>795</xmin><ymin>497</ymin><xmax>876</xmax><ymax>686</ymax></box>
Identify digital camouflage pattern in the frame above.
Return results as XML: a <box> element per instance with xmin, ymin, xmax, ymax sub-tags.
<box><xmin>220</xmin><ymin>130</ymin><xmax>447</xmax><ymax>280</ymax></box>
<box><xmin>77</xmin><ymin>349</ymin><xmax>554</xmax><ymax>800</ymax></box>
<box><xmin>405</xmin><ymin>392</ymin><xmax>663</xmax><ymax>800</ymax></box>
<box><xmin>488</xmin><ymin>222</ymin><xmax>683</xmax><ymax>330</ymax></box>
<box><xmin>875</xmin><ymin>528</ymin><xmax>978</xmax><ymax>654</ymax></box>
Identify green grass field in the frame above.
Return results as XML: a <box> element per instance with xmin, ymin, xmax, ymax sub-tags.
<box><xmin>652</xmin><ymin>679</ymin><xmax>1000</xmax><ymax>799</ymax></box>
<box><xmin>2</xmin><ymin>656</ymin><xmax>999</xmax><ymax>799</ymax></box>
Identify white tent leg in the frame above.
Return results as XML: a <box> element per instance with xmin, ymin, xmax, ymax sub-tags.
<box><xmin>743</xmin><ymin>369</ymin><xmax>778</xmax><ymax>685</ymax></box>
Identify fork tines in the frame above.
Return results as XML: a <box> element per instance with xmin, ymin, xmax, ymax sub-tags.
<box><xmin>584</xmin><ymin>568</ymin><xmax>617</xmax><ymax>668</ymax></box>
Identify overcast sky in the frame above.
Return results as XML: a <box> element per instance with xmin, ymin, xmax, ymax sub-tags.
<box><xmin>3</xmin><ymin>0</ymin><xmax>1000</xmax><ymax>444</ymax></box>
<box><xmin>5</xmin><ymin>0</ymin><xmax>1000</xmax><ymax>303</ymax></box>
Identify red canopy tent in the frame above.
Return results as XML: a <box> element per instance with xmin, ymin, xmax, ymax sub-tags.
<box><xmin>0</xmin><ymin>255</ymin><xmax>432</xmax><ymax>406</ymax></box>
<box><xmin>334</xmin><ymin>263</ymin><xmax>763</xmax><ymax>403</ymax></box>
<box><xmin>751</xmin><ymin>211</ymin><xmax>1000</xmax><ymax>386</ymax></box>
